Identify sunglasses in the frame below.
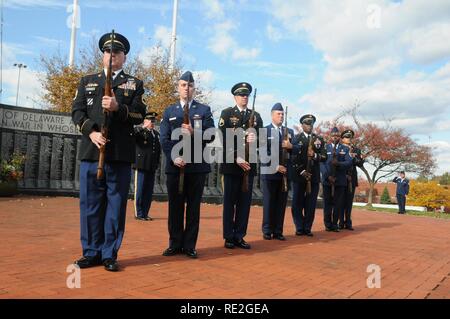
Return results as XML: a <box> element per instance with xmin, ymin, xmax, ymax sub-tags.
<box><xmin>236</xmin><ymin>94</ymin><xmax>249</xmax><ymax>97</ymax></box>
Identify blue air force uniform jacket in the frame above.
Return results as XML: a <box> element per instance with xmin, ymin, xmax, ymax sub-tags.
<box><xmin>260</xmin><ymin>124</ymin><xmax>300</xmax><ymax>180</ymax></box>
<box><xmin>159</xmin><ymin>100</ymin><xmax>215</xmax><ymax>174</ymax></box>
<box><xmin>393</xmin><ymin>177</ymin><xmax>410</xmax><ymax>195</ymax></box>
<box><xmin>320</xmin><ymin>143</ymin><xmax>353</xmax><ymax>186</ymax></box>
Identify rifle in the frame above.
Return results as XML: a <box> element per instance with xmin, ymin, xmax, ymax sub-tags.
<box><xmin>97</xmin><ymin>30</ymin><xmax>114</xmax><ymax>180</ymax></box>
<box><xmin>347</xmin><ymin>144</ymin><xmax>354</xmax><ymax>194</ymax></box>
<box><xmin>330</xmin><ymin>143</ymin><xmax>337</xmax><ymax>199</ymax></box>
<box><xmin>281</xmin><ymin>106</ymin><xmax>288</xmax><ymax>192</ymax></box>
<box><xmin>178</xmin><ymin>78</ymin><xmax>191</xmax><ymax>194</ymax></box>
<box><xmin>305</xmin><ymin>134</ymin><xmax>314</xmax><ymax>194</ymax></box>
<box><xmin>242</xmin><ymin>88</ymin><xmax>257</xmax><ymax>192</ymax></box>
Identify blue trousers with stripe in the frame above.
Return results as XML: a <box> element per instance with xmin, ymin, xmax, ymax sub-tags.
<box><xmin>222</xmin><ymin>174</ymin><xmax>254</xmax><ymax>241</ymax></box>
<box><xmin>79</xmin><ymin>161</ymin><xmax>131</xmax><ymax>261</ymax></box>
<box><xmin>134</xmin><ymin>169</ymin><xmax>155</xmax><ymax>218</ymax></box>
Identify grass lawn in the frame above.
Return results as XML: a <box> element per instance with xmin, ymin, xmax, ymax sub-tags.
<box><xmin>356</xmin><ymin>205</ymin><xmax>450</xmax><ymax>220</ymax></box>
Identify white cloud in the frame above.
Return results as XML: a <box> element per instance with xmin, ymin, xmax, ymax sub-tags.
<box><xmin>201</xmin><ymin>0</ymin><xmax>225</xmax><ymax>20</ymax></box>
<box><xmin>194</xmin><ymin>70</ymin><xmax>215</xmax><ymax>89</ymax></box>
<box><xmin>269</xmin><ymin>0</ymin><xmax>450</xmax><ymax>87</ymax></box>
<box><xmin>232</xmin><ymin>47</ymin><xmax>261</xmax><ymax>60</ymax></box>
<box><xmin>403</xmin><ymin>22</ymin><xmax>450</xmax><ymax>64</ymax></box>
<box><xmin>266</xmin><ymin>24</ymin><xmax>282</xmax><ymax>42</ymax></box>
<box><xmin>153</xmin><ymin>25</ymin><xmax>172</xmax><ymax>49</ymax></box>
<box><xmin>324</xmin><ymin>57</ymin><xmax>400</xmax><ymax>86</ymax></box>
<box><xmin>299</xmin><ymin>66</ymin><xmax>450</xmax><ymax>134</ymax></box>
<box><xmin>2</xmin><ymin>68</ymin><xmax>44</xmax><ymax>108</ymax></box>
<box><xmin>33</xmin><ymin>36</ymin><xmax>62</xmax><ymax>47</ymax></box>
<box><xmin>268</xmin><ymin>0</ymin><xmax>450</xmax><ymax>142</ymax></box>
<box><xmin>203</xmin><ymin>5</ymin><xmax>261</xmax><ymax>61</ymax></box>
<box><xmin>427</xmin><ymin>140</ymin><xmax>450</xmax><ymax>175</ymax></box>
<box><xmin>138</xmin><ymin>25</ymin><xmax>173</xmax><ymax>65</ymax></box>
<box><xmin>4</xmin><ymin>0</ymin><xmax>65</xmax><ymax>8</ymax></box>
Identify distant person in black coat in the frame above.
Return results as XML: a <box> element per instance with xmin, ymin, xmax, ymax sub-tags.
<box><xmin>133</xmin><ymin>111</ymin><xmax>161</xmax><ymax>221</ymax></box>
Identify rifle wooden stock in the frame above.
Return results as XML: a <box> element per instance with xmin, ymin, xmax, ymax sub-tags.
<box><xmin>330</xmin><ymin>143</ymin><xmax>337</xmax><ymax>199</ymax></box>
<box><xmin>178</xmin><ymin>81</ymin><xmax>191</xmax><ymax>194</ymax></box>
<box><xmin>97</xmin><ymin>30</ymin><xmax>114</xmax><ymax>180</ymax></box>
<box><xmin>281</xmin><ymin>106</ymin><xmax>288</xmax><ymax>192</ymax></box>
<box><xmin>242</xmin><ymin>88</ymin><xmax>257</xmax><ymax>192</ymax></box>
<box><xmin>305</xmin><ymin>135</ymin><xmax>313</xmax><ymax>194</ymax></box>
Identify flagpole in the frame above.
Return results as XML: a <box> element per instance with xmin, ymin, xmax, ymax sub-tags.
<box><xmin>68</xmin><ymin>0</ymin><xmax>78</xmax><ymax>67</ymax></box>
<box><xmin>169</xmin><ymin>0</ymin><xmax>178</xmax><ymax>70</ymax></box>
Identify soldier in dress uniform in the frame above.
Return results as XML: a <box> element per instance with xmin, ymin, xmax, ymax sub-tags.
<box><xmin>72</xmin><ymin>32</ymin><xmax>146</xmax><ymax>271</ymax></box>
<box><xmin>218</xmin><ymin>82</ymin><xmax>263</xmax><ymax>249</ymax></box>
<box><xmin>340</xmin><ymin>129</ymin><xmax>364</xmax><ymax>230</ymax></box>
<box><xmin>290</xmin><ymin>114</ymin><xmax>327</xmax><ymax>237</ymax></box>
<box><xmin>260</xmin><ymin>103</ymin><xmax>299</xmax><ymax>241</ymax></box>
<box><xmin>320</xmin><ymin>127</ymin><xmax>353</xmax><ymax>232</ymax></box>
<box><xmin>159</xmin><ymin>71</ymin><xmax>215</xmax><ymax>259</ymax></box>
<box><xmin>133</xmin><ymin>111</ymin><xmax>161</xmax><ymax>221</ymax></box>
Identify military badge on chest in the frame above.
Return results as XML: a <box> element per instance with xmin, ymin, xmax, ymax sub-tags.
<box><xmin>230</xmin><ymin>116</ymin><xmax>239</xmax><ymax>129</ymax></box>
<box><xmin>118</xmin><ymin>79</ymin><xmax>136</xmax><ymax>97</ymax></box>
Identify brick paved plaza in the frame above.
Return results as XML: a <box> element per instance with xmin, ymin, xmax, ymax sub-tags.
<box><xmin>0</xmin><ymin>196</ymin><xmax>449</xmax><ymax>299</ymax></box>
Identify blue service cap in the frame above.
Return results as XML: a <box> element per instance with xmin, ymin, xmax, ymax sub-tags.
<box><xmin>331</xmin><ymin>127</ymin><xmax>340</xmax><ymax>134</ymax></box>
<box><xmin>179</xmin><ymin>71</ymin><xmax>194</xmax><ymax>83</ymax></box>
<box><xmin>271</xmin><ymin>103</ymin><xmax>284</xmax><ymax>112</ymax></box>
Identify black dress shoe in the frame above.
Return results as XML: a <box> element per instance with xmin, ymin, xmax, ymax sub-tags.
<box><xmin>162</xmin><ymin>247</ymin><xmax>181</xmax><ymax>256</ymax></box>
<box><xmin>263</xmin><ymin>234</ymin><xmax>272</xmax><ymax>240</ymax></box>
<box><xmin>346</xmin><ymin>226</ymin><xmax>354</xmax><ymax>231</ymax></box>
<box><xmin>234</xmin><ymin>239</ymin><xmax>251</xmax><ymax>249</ymax></box>
<box><xmin>295</xmin><ymin>231</ymin><xmax>304</xmax><ymax>236</ymax></box>
<box><xmin>338</xmin><ymin>225</ymin><xmax>344</xmax><ymax>230</ymax></box>
<box><xmin>185</xmin><ymin>249</ymin><xmax>198</xmax><ymax>258</ymax></box>
<box><xmin>74</xmin><ymin>256</ymin><xmax>101</xmax><ymax>269</ymax></box>
<box><xmin>305</xmin><ymin>232</ymin><xmax>314</xmax><ymax>237</ymax></box>
<box><xmin>273</xmin><ymin>234</ymin><xmax>286</xmax><ymax>241</ymax></box>
<box><xmin>135</xmin><ymin>216</ymin><xmax>146</xmax><ymax>221</ymax></box>
<box><xmin>224</xmin><ymin>240</ymin><xmax>235</xmax><ymax>249</ymax></box>
<box><xmin>325</xmin><ymin>227</ymin><xmax>333</xmax><ymax>232</ymax></box>
<box><xmin>103</xmin><ymin>259</ymin><xmax>119</xmax><ymax>272</ymax></box>
<box><xmin>144</xmin><ymin>216</ymin><xmax>154</xmax><ymax>221</ymax></box>
<box><xmin>332</xmin><ymin>227</ymin><xmax>340</xmax><ymax>232</ymax></box>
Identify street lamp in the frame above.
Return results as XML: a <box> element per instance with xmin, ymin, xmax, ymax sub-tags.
<box><xmin>13</xmin><ymin>63</ymin><xmax>26</xmax><ymax>106</ymax></box>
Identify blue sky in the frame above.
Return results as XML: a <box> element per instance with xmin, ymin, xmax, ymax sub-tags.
<box><xmin>2</xmin><ymin>0</ymin><xmax>450</xmax><ymax>174</ymax></box>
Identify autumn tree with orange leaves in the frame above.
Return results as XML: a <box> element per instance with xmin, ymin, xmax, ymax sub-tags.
<box><xmin>39</xmin><ymin>40</ymin><xmax>210</xmax><ymax>120</ymax></box>
<box><xmin>314</xmin><ymin>105</ymin><xmax>435</xmax><ymax>206</ymax></box>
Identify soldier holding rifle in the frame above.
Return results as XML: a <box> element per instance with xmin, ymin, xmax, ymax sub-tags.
<box><xmin>260</xmin><ymin>103</ymin><xmax>298</xmax><ymax>241</ymax></box>
<box><xmin>72</xmin><ymin>32</ymin><xmax>146</xmax><ymax>271</ymax></box>
<box><xmin>219</xmin><ymin>82</ymin><xmax>263</xmax><ymax>250</ymax></box>
<box><xmin>291</xmin><ymin>115</ymin><xmax>326</xmax><ymax>237</ymax></box>
<box><xmin>320</xmin><ymin>127</ymin><xmax>352</xmax><ymax>232</ymax></box>
<box><xmin>159</xmin><ymin>71</ymin><xmax>215</xmax><ymax>259</ymax></box>
<box><xmin>340</xmin><ymin>129</ymin><xmax>364</xmax><ymax>230</ymax></box>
